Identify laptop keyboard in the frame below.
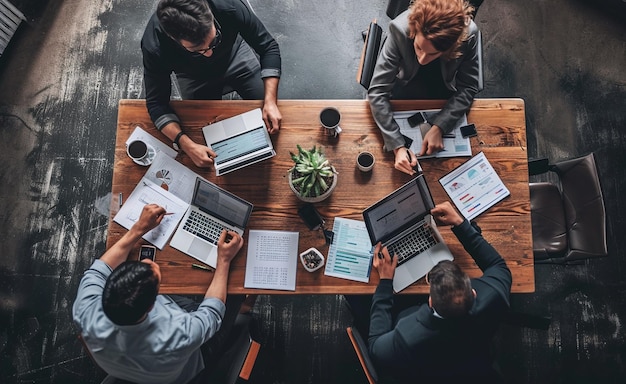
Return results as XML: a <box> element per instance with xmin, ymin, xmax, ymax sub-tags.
<box><xmin>183</xmin><ymin>210</ymin><xmax>235</xmax><ymax>245</ymax></box>
<box><xmin>387</xmin><ymin>223</ymin><xmax>438</xmax><ymax>266</ymax></box>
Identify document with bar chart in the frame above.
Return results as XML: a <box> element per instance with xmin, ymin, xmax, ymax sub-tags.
<box><xmin>324</xmin><ymin>217</ymin><xmax>373</xmax><ymax>283</ymax></box>
<box><xmin>439</xmin><ymin>152</ymin><xmax>510</xmax><ymax>221</ymax></box>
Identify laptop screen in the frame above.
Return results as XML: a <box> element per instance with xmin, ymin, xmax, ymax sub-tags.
<box><xmin>212</xmin><ymin>126</ymin><xmax>268</xmax><ymax>165</ymax></box>
<box><xmin>192</xmin><ymin>178</ymin><xmax>253</xmax><ymax>228</ymax></box>
<box><xmin>363</xmin><ymin>176</ymin><xmax>435</xmax><ymax>245</ymax></box>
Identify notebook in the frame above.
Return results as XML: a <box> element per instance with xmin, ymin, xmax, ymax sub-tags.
<box><xmin>202</xmin><ymin>108</ymin><xmax>276</xmax><ymax>176</ymax></box>
<box><xmin>169</xmin><ymin>177</ymin><xmax>253</xmax><ymax>268</ymax></box>
<box><xmin>363</xmin><ymin>175</ymin><xmax>454</xmax><ymax>292</ymax></box>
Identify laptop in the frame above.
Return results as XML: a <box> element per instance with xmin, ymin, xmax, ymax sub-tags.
<box><xmin>202</xmin><ymin>108</ymin><xmax>276</xmax><ymax>176</ymax></box>
<box><xmin>169</xmin><ymin>177</ymin><xmax>253</xmax><ymax>268</ymax></box>
<box><xmin>362</xmin><ymin>175</ymin><xmax>454</xmax><ymax>292</ymax></box>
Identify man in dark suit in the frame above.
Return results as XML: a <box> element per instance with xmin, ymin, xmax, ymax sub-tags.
<box><xmin>359</xmin><ymin>201</ymin><xmax>512</xmax><ymax>381</ymax></box>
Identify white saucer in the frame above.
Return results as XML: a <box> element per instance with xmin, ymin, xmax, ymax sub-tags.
<box><xmin>131</xmin><ymin>145</ymin><xmax>156</xmax><ymax>166</ymax></box>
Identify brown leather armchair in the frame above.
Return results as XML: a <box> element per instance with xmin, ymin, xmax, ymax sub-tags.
<box><xmin>529</xmin><ymin>153</ymin><xmax>608</xmax><ymax>264</ymax></box>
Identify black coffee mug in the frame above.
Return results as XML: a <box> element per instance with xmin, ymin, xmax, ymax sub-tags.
<box><xmin>320</xmin><ymin>107</ymin><xmax>342</xmax><ymax>136</ymax></box>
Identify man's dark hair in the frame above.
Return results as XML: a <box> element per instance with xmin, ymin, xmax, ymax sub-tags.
<box><xmin>157</xmin><ymin>0</ymin><xmax>214</xmax><ymax>46</ymax></box>
<box><xmin>428</xmin><ymin>260</ymin><xmax>474</xmax><ymax>318</ymax></box>
<box><xmin>102</xmin><ymin>261</ymin><xmax>159</xmax><ymax>325</ymax></box>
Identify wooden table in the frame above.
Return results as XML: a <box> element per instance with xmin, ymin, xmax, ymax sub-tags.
<box><xmin>109</xmin><ymin>99</ymin><xmax>534</xmax><ymax>294</ymax></box>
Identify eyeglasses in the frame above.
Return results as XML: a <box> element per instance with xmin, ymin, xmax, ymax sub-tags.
<box><xmin>188</xmin><ymin>21</ymin><xmax>222</xmax><ymax>56</ymax></box>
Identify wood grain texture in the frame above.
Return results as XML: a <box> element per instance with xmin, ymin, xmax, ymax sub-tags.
<box><xmin>109</xmin><ymin>98</ymin><xmax>533</xmax><ymax>294</ymax></box>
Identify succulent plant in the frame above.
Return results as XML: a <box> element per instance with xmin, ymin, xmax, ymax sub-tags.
<box><xmin>289</xmin><ymin>145</ymin><xmax>336</xmax><ymax>198</ymax></box>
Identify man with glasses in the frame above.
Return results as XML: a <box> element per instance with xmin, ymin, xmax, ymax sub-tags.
<box><xmin>345</xmin><ymin>201</ymin><xmax>512</xmax><ymax>381</ymax></box>
<box><xmin>141</xmin><ymin>0</ymin><xmax>282</xmax><ymax>168</ymax></box>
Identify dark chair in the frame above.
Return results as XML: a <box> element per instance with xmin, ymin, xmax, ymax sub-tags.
<box><xmin>357</xmin><ymin>20</ymin><xmax>383</xmax><ymax>89</ymax></box>
<box><xmin>198</xmin><ymin>313</ymin><xmax>261</xmax><ymax>384</ymax></box>
<box><xmin>529</xmin><ymin>152</ymin><xmax>607</xmax><ymax>264</ymax></box>
<box><xmin>346</xmin><ymin>326</ymin><xmax>379</xmax><ymax>384</ymax></box>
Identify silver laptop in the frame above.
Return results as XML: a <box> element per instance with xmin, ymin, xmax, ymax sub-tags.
<box><xmin>202</xmin><ymin>108</ymin><xmax>276</xmax><ymax>176</ymax></box>
<box><xmin>363</xmin><ymin>175</ymin><xmax>454</xmax><ymax>292</ymax></box>
<box><xmin>170</xmin><ymin>177</ymin><xmax>253</xmax><ymax>268</ymax></box>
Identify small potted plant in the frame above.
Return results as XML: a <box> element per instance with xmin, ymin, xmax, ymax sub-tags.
<box><xmin>288</xmin><ymin>145</ymin><xmax>338</xmax><ymax>203</ymax></box>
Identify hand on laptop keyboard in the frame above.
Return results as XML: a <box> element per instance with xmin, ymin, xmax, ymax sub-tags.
<box><xmin>372</xmin><ymin>242</ymin><xmax>398</xmax><ymax>280</ymax></box>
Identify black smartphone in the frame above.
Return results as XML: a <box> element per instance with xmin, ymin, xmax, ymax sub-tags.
<box><xmin>298</xmin><ymin>203</ymin><xmax>324</xmax><ymax>230</ymax></box>
<box><xmin>402</xmin><ymin>134</ymin><xmax>413</xmax><ymax>148</ymax></box>
<box><xmin>407</xmin><ymin>111</ymin><xmax>426</xmax><ymax>127</ymax></box>
<box><xmin>139</xmin><ymin>245</ymin><xmax>156</xmax><ymax>261</ymax></box>
<box><xmin>460</xmin><ymin>123</ymin><xmax>477</xmax><ymax>138</ymax></box>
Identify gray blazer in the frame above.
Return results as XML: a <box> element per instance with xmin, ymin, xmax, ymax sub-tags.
<box><xmin>367</xmin><ymin>10</ymin><xmax>482</xmax><ymax>151</ymax></box>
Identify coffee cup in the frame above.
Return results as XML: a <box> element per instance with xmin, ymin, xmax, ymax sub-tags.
<box><xmin>127</xmin><ymin>140</ymin><xmax>154</xmax><ymax>165</ymax></box>
<box><xmin>357</xmin><ymin>151</ymin><xmax>375</xmax><ymax>172</ymax></box>
<box><xmin>320</xmin><ymin>107</ymin><xmax>342</xmax><ymax>136</ymax></box>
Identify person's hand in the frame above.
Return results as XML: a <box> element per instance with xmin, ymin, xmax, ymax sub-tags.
<box><xmin>418</xmin><ymin>125</ymin><xmax>444</xmax><ymax>156</ymax></box>
<box><xmin>372</xmin><ymin>242</ymin><xmax>398</xmax><ymax>280</ymax></box>
<box><xmin>262</xmin><ymin>102</ymin><xmax>282</xmax><ymax>134</ymax></box>
<box><xmin>393</xmin><ymin>147</ymin><xmax>417</xmax><ymax>175</ymax></box>
<box><xmin>430</xmin><ymin>201</ymin><xmax>464</xmax><ymax>227</ymax></box>
<box><xmin>180</xmin><ymin>136</ymin><xmax>217</xmax><ymax>168</ymax></box>
<box><xmin>216</xmin><ymin>230</ymin><xmax>243</xmax><ymax>265</ymax></box>
<box><xmin>133</xmin><ymin>204</ymin><xmax>167</xmax><ymax>235</ymax></box>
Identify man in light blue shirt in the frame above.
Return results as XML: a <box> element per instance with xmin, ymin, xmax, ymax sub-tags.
<box><xmin>73</xmin><ymin>204</ymin><xmax>244</xmax><ymax>383</ymax></box>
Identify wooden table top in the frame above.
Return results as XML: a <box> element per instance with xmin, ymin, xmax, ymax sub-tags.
<box><xmin>109</xmin><ymin>98</ymin><xmax>534</xmax><ymax>294</ymax></box>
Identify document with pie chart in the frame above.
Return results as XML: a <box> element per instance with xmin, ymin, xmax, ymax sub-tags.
<box><xmin>439</xmin><ymin>152</ymin><xmax>510</xmax><ymax>220</ymax></box>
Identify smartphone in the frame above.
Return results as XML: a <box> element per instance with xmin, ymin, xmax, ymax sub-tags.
<box><xmin>139</xmin><ymin>245</ymin><xmax>157</xmax><ymax>261</ymax></box>
<box><xmin>402</xmin><ymin>134</ymin><xmax>413</xmax><ymax>148</ymax></box>
<box><xmin>298</xmin><ymin>203</ymin><xmax>324</xmax><ymax>230</ymax></box>
<box><xmin>407</xmin><ymin>111</ymin><xmax>426</xmax><ymax>127</ymax></box>
<box><xmin>460</xmin><ymin>124</ymin><xmax>477</xmax><ymax>138</ymax></box>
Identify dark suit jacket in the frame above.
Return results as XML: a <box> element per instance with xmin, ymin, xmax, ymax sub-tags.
<box><xmin>368</xmin><ymin>220</ymin><xmax>512</xmax><ymax>381</ymax></box>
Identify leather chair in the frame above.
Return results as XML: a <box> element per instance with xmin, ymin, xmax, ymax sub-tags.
<box><xmin>346</xmin><ymin>326</ymin><xmax>379</xmax><ymax>384</ymax></box>
<box><xmin>529</xmin><ymin>152</ymin><xmax>608</xmax><ymax>264</ymax></box>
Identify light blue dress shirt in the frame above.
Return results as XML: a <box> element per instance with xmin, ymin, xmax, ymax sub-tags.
<box><xmin>73</xmin><ymin>260</ymin><xmax>225</xmax><ymax>384</ymax></box>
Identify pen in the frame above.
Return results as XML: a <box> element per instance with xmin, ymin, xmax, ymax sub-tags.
<box><xmin>164</xmin><ymin>212</ymin><xmax>175</xmax><ymax>216</ymax></box>
<box><xmin>118</xmin><ymin>193</ymin><xmax>123</xmax><ymax>208</ymax></box>
<box><xmin>192</xmin><ymin>263</ymin><xmax>214</xmax><ymax>272</ymax></box>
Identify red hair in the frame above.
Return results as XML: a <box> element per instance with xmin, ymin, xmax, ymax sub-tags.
<box><xmin>408</xmin><ymin>0</ymin><xmax>474</xmax><ymax>59</ymax></box>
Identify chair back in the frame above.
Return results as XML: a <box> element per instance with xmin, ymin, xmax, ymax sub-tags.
<box><xmin>530</xmin><ymin>153</ymin><xmax>607</xmax><ymax>263</ymax></box>
<box><xmin>554</xmin><ymin>153</ymin><xmax>607</xmax><ymax>261</ymax></box>
<box><xmin>346</xmin><ymin>327</ymin><xmax>378</xmax><ymax>384</ymax></box>
<box><xmin>357</xmin><ymin>20</ymin><xmax>383</xmax><ymax>89</ymax></box>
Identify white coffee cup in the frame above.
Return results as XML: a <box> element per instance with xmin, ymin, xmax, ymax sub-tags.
<box><xmin>320</xmin><ymin>107</ymin><xmax>342</xmax><ymax>136</ymax></box>
<box><xmin>357</xmin><ymin>151</ymin><xmax>375</xmax><ymax>172</ymax></box>
<box><xmin>126</xmin><ymin>140</ymin><xmax>154</xmax><ymax>164</ymax></box>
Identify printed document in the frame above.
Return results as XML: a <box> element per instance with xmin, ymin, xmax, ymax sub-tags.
<box><xmin>394</xmin><ymin>109</ymin><xmax>472</xmax><ymax>158</ymax></box>
<box><xmin>244</xmin><ymin>230</ymin><xmax>299</xmax><ymax>291</ymax></box>
<box><xmin>439</xmin><ymin>152</ymin><xmax>510</xmax><ymax>220</ymax></box>
<box><xmin>324</xmin><ymin>217</ymin><xmax>373</xmax><ymax>283</ymax></box>
<box><xmin>113</xmin><ymin>178</ymin><xmax>188</xmax><ymax>249</ymax></box>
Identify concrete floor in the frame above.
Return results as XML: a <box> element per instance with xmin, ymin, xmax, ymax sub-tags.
<box><xmin>0</xmin><ymin>0</ymin><xmax>625</xmax><ymax>383</ymax></box>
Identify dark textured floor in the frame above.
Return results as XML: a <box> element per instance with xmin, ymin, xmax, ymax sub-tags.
<box><xmin>0</xmin><ymin>0</ymin><xmax>625</xmax><ymax>383</ymax></box>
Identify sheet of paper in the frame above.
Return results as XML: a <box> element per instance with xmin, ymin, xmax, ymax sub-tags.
<box><xmin>244</xmin><ymin>230</ymin><xmax>299</xmax><ymax>291</ymax></box>
<box><xmin>126</xmin><ymin>126</ymin><xmax>178</xmax><ymax>159</ymax></box>
<box><xmin>324</xmin><ymin>217</ymin><xmax>373</xmax><ymax>283</ymax></box>
<box><xmin>439</xmin><ymin>152</ymin><xmax>511</xmax><ymax>221</ymax></box>
<box><xmin>394</xmin><ymin>109</ymin><xmax>472</xmax><ymax>158</ymax></box>
<box><xmin>142</xmin><ymin>151</ymin><xmax>203</xmax><ymax>203</ymax></box>
<box><xmin>113</xmin><ymin>179</ymin><xmax>188</xmax><ymax>249</ymax></box>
